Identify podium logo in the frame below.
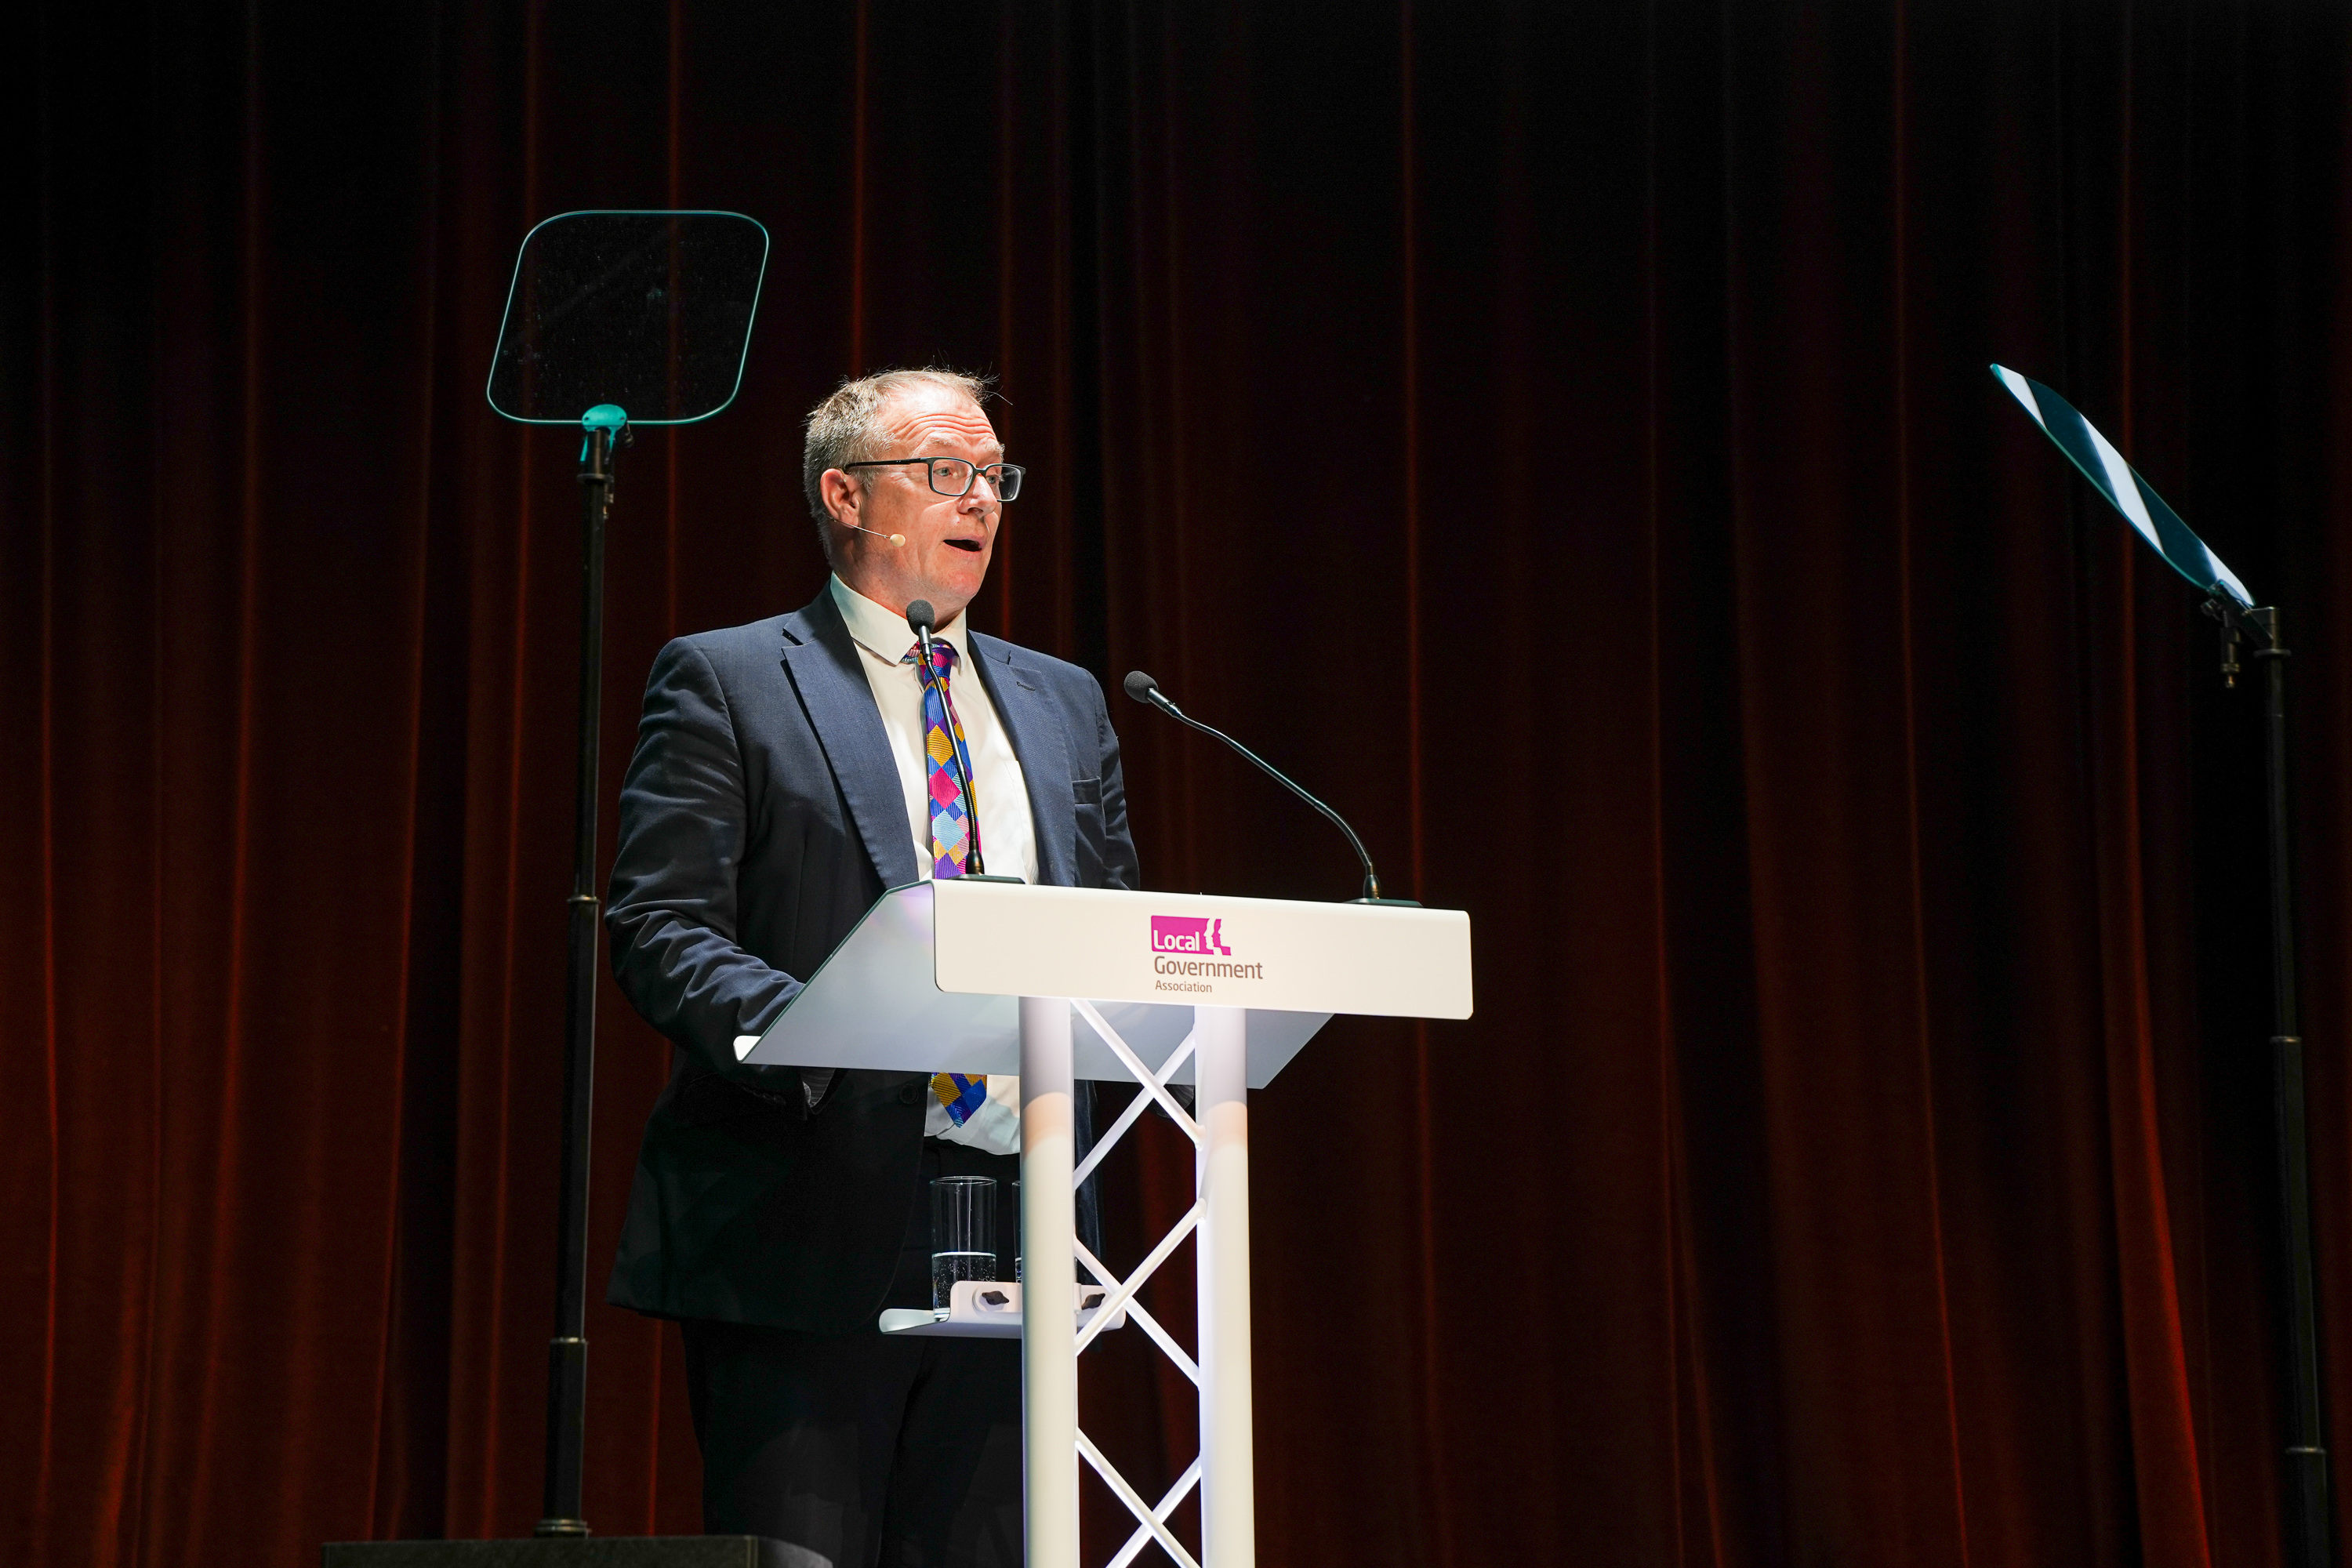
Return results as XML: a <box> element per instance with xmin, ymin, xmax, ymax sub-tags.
<box><xmin>1149</xmin><ymin>915</ymin><xmax>1264</xmax><ymax>993</ymax></box>
<box><xmin>1150</xmin><ymin>916</ymin><xmax>1232</xmax><ymax>956</ymax></box>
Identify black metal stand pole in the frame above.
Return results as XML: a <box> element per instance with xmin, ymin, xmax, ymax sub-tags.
<box><xmin>2249</xmin><ymin>607</ymin><xmax>2332</xmax><ymax>1568</ymax></box>
<box><xmin>537</xmin><ymin>423</ymin><xmax>615</xmax><ymax>1537</ymax></box>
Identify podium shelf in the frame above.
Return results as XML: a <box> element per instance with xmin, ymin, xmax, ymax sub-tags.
<box><xmin>879</xmin><ymin>1282</ymin><xmax>1124</xmax><ymax>1338</ymax></box>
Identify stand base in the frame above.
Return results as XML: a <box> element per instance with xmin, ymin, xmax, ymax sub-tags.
<box><xmin>878</xmin><ymin>1281</ymin><xmax>1123</xmax><ymax>1338</ymax></box>
<box><xmin>322</xmin><ymin>1539</ymin><xmax>823</xmax><ymax>1568</ymax></box>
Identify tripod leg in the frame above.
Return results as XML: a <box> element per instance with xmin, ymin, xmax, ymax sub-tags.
<box><xmin>2259</xmin><ymin>626</ymin><xmax>2331</xmax><ymax>1568</ymax></box>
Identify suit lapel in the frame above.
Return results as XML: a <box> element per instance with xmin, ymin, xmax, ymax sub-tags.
<box><xmin>778</xmin><ymin>592</ymin><xmax>920</xmax><ymax>889</ymax></box>
<box><xmin>971</xmin><ymin>631</ymin><xmax>1076</xmax><ymax>887</ymax></box>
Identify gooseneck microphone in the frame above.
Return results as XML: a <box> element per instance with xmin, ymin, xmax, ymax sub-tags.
<box><xmin>906</xmin><ymin>600</ymin><xmax>985</xmax><ymax>875</ymax></box>
<box><xmin>1123</xmin><ymin>670</ymin><xmax>1414</xmax><ymax>906</ymax></box>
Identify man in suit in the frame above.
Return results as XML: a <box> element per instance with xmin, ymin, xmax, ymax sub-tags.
<box><xmin>602</xmin><ymin>368</ymin><xmax>1138</xmax><ymax>1566</ymax></box>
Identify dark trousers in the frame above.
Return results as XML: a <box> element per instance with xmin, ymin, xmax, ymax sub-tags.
<box><xmin>681</xmin><ymin>1140</ymin><xmax>1024</xmax><ymax>1568</ymax></box>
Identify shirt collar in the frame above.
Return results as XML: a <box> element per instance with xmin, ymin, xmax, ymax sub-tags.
<box><xmin>829</xmin><ymin>573</ymin><xmax>971</xmax><ymax>667</ymax></box>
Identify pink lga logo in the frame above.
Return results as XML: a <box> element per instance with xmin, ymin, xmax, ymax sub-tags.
<box><xmin>1150</xmin><ymin>915</ymin><xmax>1232</xmax><ymax>956</ymax></box>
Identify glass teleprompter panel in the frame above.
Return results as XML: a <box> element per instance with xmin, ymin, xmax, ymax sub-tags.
<box><xmin>488</xmin><ymin>209</ymin><xmax>768</xmax><ymax>426</ymax></box>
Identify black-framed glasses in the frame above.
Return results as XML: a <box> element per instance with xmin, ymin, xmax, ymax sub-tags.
<box><xmin>841</xmin><ymin>456</ymin><xmax>1025</xmax><ymax>502</ymax></box>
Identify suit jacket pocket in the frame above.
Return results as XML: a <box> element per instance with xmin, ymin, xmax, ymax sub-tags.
<box><xmin>670</xmin><ymin>1062</ymin><xmax>807</xmax><ymax>1131</ymax></box>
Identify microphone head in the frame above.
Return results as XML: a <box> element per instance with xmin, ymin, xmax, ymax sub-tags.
<box><xmin>1123</xmin><ymin>670</ymin><xmax>1160</xmax><ymax>704</ymax></box>
<box><xmin>888</xmin><ymin>533</ymin><xmax>905</xmax><ymax>546</ymax></box>
<box><xmin>906</xmin><ymin>599</ymin><xmax>936</xmax><ymax>636</ymax></box>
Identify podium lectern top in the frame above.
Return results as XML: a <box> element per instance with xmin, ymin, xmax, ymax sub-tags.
<box><xmin>736</xmin><ymin>880</ymin><xmax>1472</xmax><ymax>1087</ymax></box>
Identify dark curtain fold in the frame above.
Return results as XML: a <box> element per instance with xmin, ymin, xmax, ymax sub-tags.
<box><xmin>6</xmin><ymin>2</ymin><xmax>2352</xmax><ymax>1565</ymax></box>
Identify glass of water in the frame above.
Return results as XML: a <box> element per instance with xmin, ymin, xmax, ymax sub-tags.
<box><xmin>931</xmin><ymin>1175</ymin><xmax>997</xmax><ymax>1311</ymax></box>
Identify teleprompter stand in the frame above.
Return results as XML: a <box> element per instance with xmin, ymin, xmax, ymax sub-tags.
<box><xmin>2210</xmin><ymin>597</ymin><xmax>2328</xmax><ymax>1565</ymax></box>
<box><xmin>1997</xmin><ymin>365</ymin><xmax>2330</xmax><ymax>1568</ymax></box>
<box><xmin>328</xmin><ymin>212</ymin><xmax>768</xmax><ymax>1565</ymax></box>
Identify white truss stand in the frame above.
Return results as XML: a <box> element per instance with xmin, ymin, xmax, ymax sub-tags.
<box><xmin>735</xmin><ymin>880</ymin><xmax>1473</xmax><ymax>1568</ymax></box>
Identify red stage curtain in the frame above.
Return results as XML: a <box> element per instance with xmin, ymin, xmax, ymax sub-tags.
<box><xmin>7</xmin><ymin>2</ymin><xmax>2352</xmax><ymax>1564</ymax></box>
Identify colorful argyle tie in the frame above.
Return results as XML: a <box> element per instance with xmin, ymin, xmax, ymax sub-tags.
<box><xmin>902</xmin><ymin>638</ymin><xmax>979</xmax><ymax>879</ymax></box>
<box><xmin>906</xmin><ymin>639</ymin><xmax>989</xmax><ymax>1124</ymax></box>
<box><xmin>931</xmin><ymin>1071</ymin><xmax>988</xmax><ymax>1126</ymax></box>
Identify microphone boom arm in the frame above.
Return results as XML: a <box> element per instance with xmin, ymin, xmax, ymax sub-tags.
<box><xmin>1129</xmin><ymin>673</ymin><xmax>1406</xmax><ymax>904</ymax></box>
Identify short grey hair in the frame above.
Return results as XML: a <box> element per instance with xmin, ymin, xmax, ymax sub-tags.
<box><xmin>801</xmin><ymin>367</ymin><xmax>994</xmax><ymax>546</ymax></box>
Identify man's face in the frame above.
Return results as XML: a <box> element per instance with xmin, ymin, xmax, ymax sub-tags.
<box><xmin>820</xmin><ymin>384</ymin><xmax>1004</xmax><ymax>624</ymax></box>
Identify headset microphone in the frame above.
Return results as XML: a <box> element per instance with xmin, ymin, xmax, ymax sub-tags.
<box><xmin>848</xmin><ymin>522</ymin><xmax>906</xmax><ymax>546</ymax></box>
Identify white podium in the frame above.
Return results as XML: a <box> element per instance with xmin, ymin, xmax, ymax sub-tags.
<box><xmin>735</xmin><ymin>880</ymin><xmax>1473</xmax><ymax>1568</ymax></box>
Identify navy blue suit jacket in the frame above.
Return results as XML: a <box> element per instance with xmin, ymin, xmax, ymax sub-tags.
<box><xmin>603</xmin><ymin>587</ymin><xmax>1139</xmax><ymax>1331</ymax></box>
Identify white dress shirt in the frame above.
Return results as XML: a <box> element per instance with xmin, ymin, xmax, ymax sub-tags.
<box><xmin>828</xmin><ymin>575</ymin><xmax>1040</xmax><ymax>889</ymax></box>
<box><xmin>826</xmin><ymin>575</ymin><xmax>1030</xmax><ymax>1151</ymax></box>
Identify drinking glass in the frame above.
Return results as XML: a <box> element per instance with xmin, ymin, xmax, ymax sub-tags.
<box><xmin>931</xmin><ymin>1175</ymin><xmax>997</xmax><ymax>1311</ymax></box>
